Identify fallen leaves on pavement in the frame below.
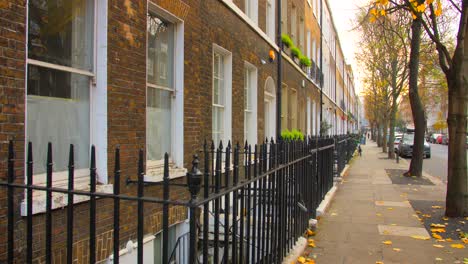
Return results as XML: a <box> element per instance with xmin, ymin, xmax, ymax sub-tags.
<box><xmin>450</xmin><ymin>244</ymin><xmax>466</xmax><ymax>249</ymax></box>
<box><xmin>433</xmin><ymin>244</ymin><xmax>444</xmax><ymax>248</ymax></box>
<box><xmin>392</xmin><ymin>248</ymin><xmax>401</xmax><ymax>252</ymax></box>
<box><xmin>382</xmin><ymin>240</ymin><xmax>392</xmax><ymax>245</ymax></box>
<box><xmin>411</xmin><ymin>235</ymin><xmax>430</xmax><ymax>240</ymax></box>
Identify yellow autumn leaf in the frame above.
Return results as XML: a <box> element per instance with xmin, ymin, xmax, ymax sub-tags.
<box><xmin>370</xmin><ymin>8</ymin><xmax>378</xmax><ymax>16</ymax></box>
<box><xmin>416</xmin><ymin>4</ymin><xmax>426</xmax><ymax>12</ymax></box>
<box><xmin>308</xmin><ymin>238</ymin><xmax>314</xmax><ymax>243</ymax></box>
<box><xmin>387</xmin><ymin>208</ymin><xmax>394</xmax><ymax>210</ymax></box>
<box><xmin>431</xmin><ymin>228</ymin><xmax>446</xmax><ymax>233</ymax></box>
<box><xmin>308</xmin><ymin>242</ymin><xmax>316</xmax><ymax>248</ymax></box>
<box><xmin>379</xmin><ymin>0</ymin><xmax>389</xmax><ymax>5</ymax></box>
<box><xmin>432</xmin><ymin>205</ymin><xmax>442</xmax><ymax>209</ymax></box>
<box><xmin>434</xmin><ymin>8</ymin><xmax>442</xmax><ymax>16</ymax></box>
<box><xmin>435</xmin><ymin>258</ymin><xmax>443</xmax><ymax>261</ymax></box>
<box><xmin>411</xmin><ymin>235</ymin><xmax>430</xmax><ymax>240</ymax></box>
<box><xmin>462</xmin><ymin>238</ymin><xmax>468</xmax><ymax>244</ymax></box>
<box><xmin>431</xmin><ymin>223</ymin><xmax>445</xmax><ymax>228</ymax></box>
<box><xmin>376</xmin><ymin>213</ymin><xmax>383</xmax><ymax>217</ymax></box>
<box><xmin>426</xmin><ymin>0</ymin><xmax>434</xmax><ymax>4</ymax></box>
<box><xmin>432</xmin><ymin>233</ymin><xmax>442</xmax><ymax>240</ymax></box>
<box><xmin>380</xmin><ymin>9</ymin><xmax>386</xmax><ymax>16</ymax></box>
<box><xmin>446</xmin><ymin>238</ymin><xmax>453</xmax><ymax>242</ymax></box>
<box><xmin>450</xmin><ymin>244</ymin><xmax>466</xmax><ymax>249</ymax></box>
<box><xmin>433</xmin><ymin>244</ymin><xmax>444</xmax><ymax>248</ymax></box>
<box><xmin>393</xmin><ymin>248</ymin><xmax>401</xmax><ymax>252</ymax></box>
<box><xmin>298</xmin><ymin>256</ymin><xmax>306</xmax><ymax>263</ymax></box>
<box><xmin>307</xmin><ymin>229</ymin><xmax>315</xmax><ymax>236</ymax></box>
<box><xmin>442</xmin><ymin>216</ymin><xmax>449</xmax><ymax>221</ymax></box>
<box><xmin>382</xmin><ymin>240</ymin><xmax>392</xmax><ymax>245</ymax></box>
<box><xmin>376</xmin><ymin>261</ymin><xmax>384</xmax><ymax>264</ymax></box>
<box><xmin>423</xmin><ymin>214</ymin><xmax>431</xmax><ymax>218</ymax></box>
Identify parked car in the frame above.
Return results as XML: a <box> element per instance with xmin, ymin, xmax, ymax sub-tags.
<box><xmin>430</xmin><ymin>133</ymin><xmax>441</xmax><ymax>143</ymax></box>
<box><xmin>442</xmin><ymin>135</ymin><xmax>449</xmax><ymax>145</ymax></box>
<box><xmin>398</xmin><ymin>133</ymin><xmax>431</xmax><ymax>158</ymax></box>
<box><xmin>394</xmin><ymin>136</ymin><xmax>402</xmax><ymax>153</ymax></box>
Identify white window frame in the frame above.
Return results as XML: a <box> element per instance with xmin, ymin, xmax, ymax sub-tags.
<box><xmin>281</xmin><ymin>0</ymin><xmax>288</xmax><ymax>35</ymax></box>
<box><xmin>22</xmin><ymin>0</ymin><xmax>110</xmax><ymax>215</ymax></box>
<box><xmin>290</xmin><ymin>88</ymin><xmax>298</xmax><ymax>129</ymax></box>
<box><xmin>145</xmin><ymin>3</ymin><xmax>185</xmax><ymax>182</ymax></box>
<box><xmin>245</xmin><ymin>0</ymin><xmax>258</xmax><ymax>25</ymax></box>
<box><xmin>212</xmin><ymin>44</ymin><xmax>232</xmax><ymax>146</ymax></box>
<box><xmin>291</xmin><ymin>5</ymin><xmax>297</xmax><ymax>43</ymax></box>
<box><xmin>266</xmin><ymin>0</ymin><xmax>276</xmax><ymax>41</ymax></box>
<box><xmin>244</xmin><ymin>62</ymin><xmax>258</xmax><ymax>146</ymax></box>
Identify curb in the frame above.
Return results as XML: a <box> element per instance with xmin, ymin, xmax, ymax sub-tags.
<box><xmin>282</xmin><ymin>237</ymin><xmax>308</xmax><ymax>264</ymax></box>
<box><xmin>316</xmin><ymin>185</ymin><xmax>338</xmax><ymax>217</ymax></box>
<box><xmin>394</xmin><ymin>156</ymin><xmax>444</xmax><ymax>186</ymax></box>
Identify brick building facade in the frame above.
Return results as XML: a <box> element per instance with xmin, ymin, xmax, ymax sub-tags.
<box><xmin>0</xmin><ymin>0</ymin><xmax>359</xmax><ymax>262</ymax></box>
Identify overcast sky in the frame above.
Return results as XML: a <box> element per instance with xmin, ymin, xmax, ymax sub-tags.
<box><xmin>328</xmin><ymin>0</ymin><xmax>369</xmax><ymax>94</ymax></box>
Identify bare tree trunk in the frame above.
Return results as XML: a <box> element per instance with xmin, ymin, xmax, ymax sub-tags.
<box><xmin>382</xmin><ymin>121</ymin><xmax>388</xmax><ymax>153</ymax></box>
<box><xmin>445</xmin><ymin>11</ymin><xmax>468</xmax><ymax>216</ymax></box>
<box><xmin>377</xmin><ymin>123</ymin><xmax>382</xmax><ymax>147</ymax></box>
<box><xmin>388</xmin><ymin>102</ymin><xmax>397</xmax><ymax>159</ymax></box>
<box><xmin>389</xmin><ymin>59</ymin><xmax>399</xmax><ymax>159</ymax></box>
<box><xmin>406</xmin><ymin>16</ymin><xmax>426</xmax><ymax>177</ymax></box>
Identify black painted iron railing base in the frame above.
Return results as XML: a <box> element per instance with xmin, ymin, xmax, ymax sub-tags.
<box><xmin>1</xmin><ymin>135</ymin><xmax>358</xmax><ymax>264</ymax></box>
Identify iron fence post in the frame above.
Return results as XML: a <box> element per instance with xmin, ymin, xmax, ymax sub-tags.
<box><xmin>187</xmin><ymin>155</ymin><xmax>202</xmax><ymax>264</ymax></box>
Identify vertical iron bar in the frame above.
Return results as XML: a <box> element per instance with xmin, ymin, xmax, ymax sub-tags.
<box><xmin>203</xmin><ymin>141</ymin><xmax>210</xmax><ymax>264</ymax></box>
<box><xmin>251</xmin><ymin>146</ymin><xmax>258</xmax><ymax>263</ymax></box>
<box><xmin>257</xmin><ymin>145</ymin><xmax>264</xmax><ymax>262</ymax></box>
<box><xmin>7</xmin><ymin>141</ymin><xmax>14</xmax><ymax>264</ymax></box>
<box><xmin>67</xmin><ymin>145</ymin><xmax>75</xmax><ymax>264</ymax></box>
<box><xmin>260</xmin><ymin>142</ymin><xmax>267</xmax><ymax>261</ymax></box>
<box><xmin>244</xmin><ymin>144</ymin><xmax>251</xmax><ymax>264</ymax></box>
<box><xmin>89</xmin><ymin>146</ymin><xmax>97</xmax><ymax>264</ymax></box>
<box><xmin>137</xmin><ymin>149</ymin><xmax>144</xmax><ymax>264</ymax></box>
<box><xmin>214</xmin><ymin>145</ymin><xmax>222</xmax><ymax>263</ymax></box>
<box><xmin>163</xmin><ymin>153</ymin><xmax>170</xmax><ymax>264</ymax></box>
<box><xmin>232</xmin><ymin>144</ymin><xmax>239</xmax><ymax>264</ymax></box>
<box><xmin>266</xmin><ymin>140</ymin><xmax>273</xmax><ymax>262</ymax></box>
<box><xmin>223</xmin><ymin>142</ymin><xmax>231</xmax><ymax>263</ymax></box>
<box><xmin>46</xmin><ymin>143</ymin><xmax>53</xmax><ymax>264</ymax></box>
<box><xmin>26</xmin><ymin>142</ymin><xmax>33</xmax><ymax>264</ymax></box>
<box><xmin>113</xmin><ymin>147</ymin><xmax>121</xmax><ymax>264</ymax></box>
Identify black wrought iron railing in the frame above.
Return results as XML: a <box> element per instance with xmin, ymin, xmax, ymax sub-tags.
<box><xmin>1</xmin><ymin>135</ymin><xmax>356</xmax><ymax>264</ymax></box>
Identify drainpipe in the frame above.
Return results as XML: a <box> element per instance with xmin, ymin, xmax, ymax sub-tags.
<box><xmin>319</xmin><ymin>0</ymin><xmax>323</xmax><ymax>135</ymax></box>
<box><xmin>276</xmin><ymin>0</ymin><xmax>282</xmax><ymax>140</ymax></box>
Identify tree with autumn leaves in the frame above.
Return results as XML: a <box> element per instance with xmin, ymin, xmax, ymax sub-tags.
<box><xmin>357</xmin><ymin>9</ymin><xmax>410</xmax><ymax>159</ymax></box>
<box><xmin>368</xmin><ymin>0</ymin><xmax>467</xmax><ymax>217</ymax></box>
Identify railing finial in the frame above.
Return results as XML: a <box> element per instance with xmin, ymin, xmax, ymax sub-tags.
<box><xmin>187</xmin><ymin>155</ymin><xmax>202</xmax><ymax>201</ymax></box>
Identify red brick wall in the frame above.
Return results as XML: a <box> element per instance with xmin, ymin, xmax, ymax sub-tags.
<box><xmin>0</xmin><ymin>0</ymin><xmax>26</xmax><ymax>262</ymax></box>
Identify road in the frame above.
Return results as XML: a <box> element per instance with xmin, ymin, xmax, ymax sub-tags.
<box><xmin>401</xmin><ymin>143</ymin><xmax>468</xmax><ymax>183</ymax></box>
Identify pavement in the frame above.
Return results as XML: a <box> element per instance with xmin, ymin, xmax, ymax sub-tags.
<box><xmin>299</xmin><ymin>140</ymin><xmax>467</xmax><ymax>264</ymax></box>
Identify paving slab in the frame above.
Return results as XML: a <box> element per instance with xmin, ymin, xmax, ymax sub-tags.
<box><xmin>300</xmin><ymin>140</ymin><xmax>467</xmax><ymax>264</ymax></box>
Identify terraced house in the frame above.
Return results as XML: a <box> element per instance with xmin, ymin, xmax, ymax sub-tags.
<box><xmin>0</xmin><ymin>0</ymin><xmax>359</xmax><ymax>263</ymax></box>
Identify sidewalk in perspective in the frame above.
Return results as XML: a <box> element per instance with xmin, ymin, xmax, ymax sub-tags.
<box><xmin>300</xmin><ymin>140</ymin><xmax>467</xmax><ymax>264</ymax></box>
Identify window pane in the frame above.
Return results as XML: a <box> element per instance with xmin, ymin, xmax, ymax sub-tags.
<box><xmin>147</xmin><ymin>14</ymin><xmax>174</xmax><ymax>88</ymax></box>
<box><xmin>212</xmin><ymin>106</ymin><xmax>224</xmax><ymax>144</ymax></box>
<box><xmin>28</xmin><ymin>0</ymin><xmax>94</xmax><ymax>71</ymax></box>
<box><xmin>27</xmin><ymin>65</ymin><xmax>90</xmax><ymax>174</ymax></box>
<box><xmin>147</xmin><ymin>88</ymin><xmax>172</xmax><ymax>161</ymax></box>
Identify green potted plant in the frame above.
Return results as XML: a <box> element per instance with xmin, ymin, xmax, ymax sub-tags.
<box><xmin>299</xmin><ymin>55</ymin><xmax>312</xmax><ymax>71</ymax></box>
<box><xmin>281</xmin><ymin>34</ymin><xmax>293</xmax><ymax>55</ymax></box>
<box><xmin>320</xmin><ymin>120</ymin><xmax>332</xmax><ymax>136</ymax></box>
<box><xmin>290</xmin><ymin>46</ymin><xmax>301</xmax><ymax>64</ymax></box>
